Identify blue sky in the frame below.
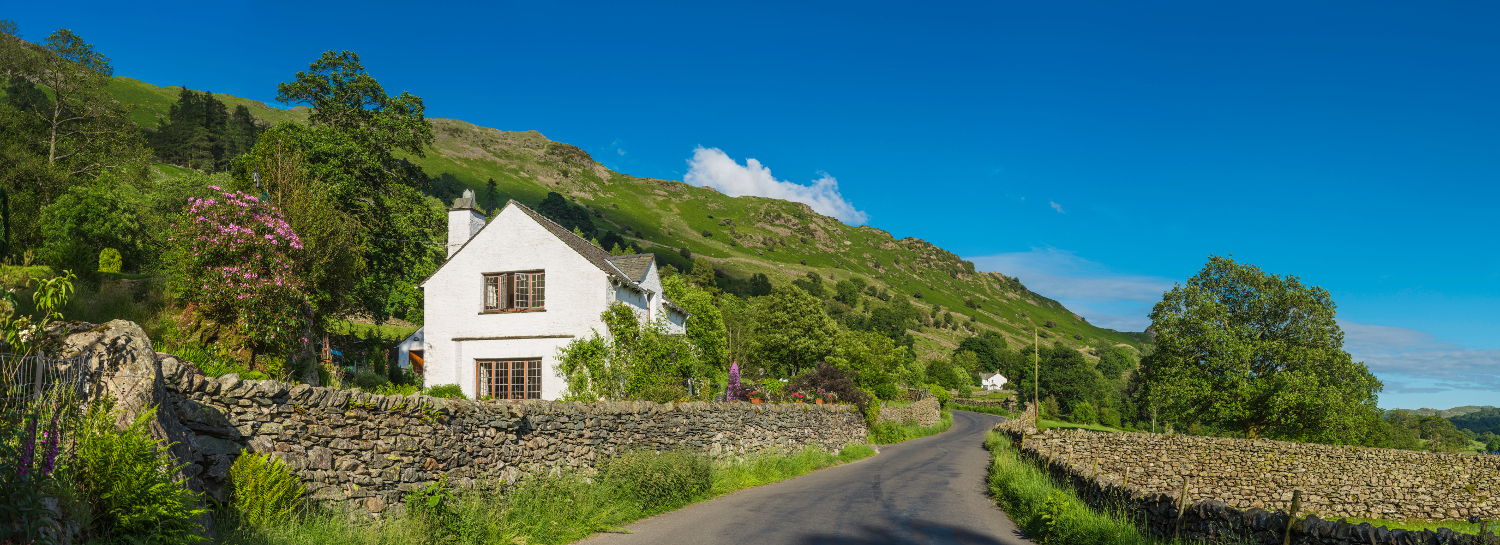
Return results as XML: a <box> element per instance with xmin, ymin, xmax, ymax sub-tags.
<box><xmin>9</xmin><ymin>1</ymin><xmax>1497</xmax><ymax>409</ymax></box>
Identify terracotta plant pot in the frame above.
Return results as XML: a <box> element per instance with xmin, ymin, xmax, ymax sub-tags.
<box><xmin>750</xmin><ymin>398</ymin><xmax>763</xmax><ymax>404</ymax></box>
<box><xmin>815</xmin><ymin>399</ymin><xmax>825</xmax><ymax>404</ymax></box>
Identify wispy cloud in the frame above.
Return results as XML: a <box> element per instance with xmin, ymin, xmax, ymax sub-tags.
<box><xmin>967</xmin><ymin>246</ymin><xmax>1175</xmax><ymax>331</ymax></box>
<box><xmin>1340</xmin><ymin>320</ymin><xmax>1500</xmax><ymax>396</ymax></box>
<box><xmin>684</xmin><ymin>146</ymin><xmax>868</xmax><ymax>225</ymax></box>
<box><xmin>1050</xmin><ymin>201</ymin><xmax>1065</xmax><ymax>213</ymax></box>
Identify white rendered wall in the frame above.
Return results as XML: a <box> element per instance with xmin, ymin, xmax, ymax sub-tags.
<box><xmin>446</xmin><ymin>208</ymin><xmax>485</xmax><ymax>258</ymax></box>
<box><xmin>424</xmin><ymin>204</ymin><xmax>648</xmax><ymax>400</ymax></box>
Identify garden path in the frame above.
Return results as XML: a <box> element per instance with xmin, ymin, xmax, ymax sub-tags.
<box><xmin>578</xmin><ymin>410</ymin><xmax>1035</xmax><ymax>545</ymax></box>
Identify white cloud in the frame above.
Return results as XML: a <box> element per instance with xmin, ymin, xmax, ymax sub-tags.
<box><xmin>684</xmin><ymin>147</ymin><xmax>868</xmax><ymax>225</ymax></box>
<box><xmin>967</xmin><ymin>246</ymin><xmax>1175</xmax><ymax>331</ymax></box>
<box><xmin>1339</xmin><ymin>320</ymin><xmax>1500</xmax><ymax>398</ymax></box>
<box><xmin>1050</xmin><ymin>201</ymin><xmax>1065</xmax><ymax>213</ymax></box>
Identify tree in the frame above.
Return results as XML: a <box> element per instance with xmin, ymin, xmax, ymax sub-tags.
<box><xmin>791</xmin><ymin>272</ymin><xmax>825</xmax><ymax>298</ymax></box>
<box><xmin>1035</xmin><ymin>342</ymin><xmax>1102</xmax><ymax>415</ymax></box>
<box><xmin>826</xmin><ymin>329</ymin><xmax>910</xmax><ymax>400</ymax></box>
<box><xmin>687</xmin><ymin>257</ymin><xmax>717</xmax><ymax>293</ymax></box>
<box><xmin>535</xmin><ymin>191</ymin><xmax>594</xmax><ymax>237</ymax></box>
<box><xmin>747</xmin><ymin>273</ymin><xmax>772</xmax><ymax>297</ymax></box>
<box><xmin>956</xmin><ymin>332</ymin><xmax>1008</xmax><ymax>372</ymax></box>
<box><xmin>484</xmin><ymin>178</ymin><xmax>498</xmax><ymax>213</ymax></box>
<box><xmin>746</xmin><ymin>284</ymin><xmax>838</xmax><ymax>378</ymax></box>
<box><xmin>1096</xmin><ymin>346</ymin><xmax>1134</xmax><ymax>379</ymax></box>
<box><xmin>39</xmin><ymin>175</ymin><xmax>151</xmax><ymax>273</ymax></box>
<box><xmin>1138</xmin><ymin>256</ymin><xmax>1382</xmax><ymax>443</ymax></box>
<box><xmin>663</xmin><ymin>274</ymin><xmax>727</xmax><ymax>369</ymax></box>
<box><xmin>233</xmin><ymin>51</ymin><xmax>442</xmax><ymax>324</ymax></box>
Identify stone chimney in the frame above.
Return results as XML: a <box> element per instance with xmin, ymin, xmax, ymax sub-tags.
<box><xmin>447</xmin><ymin>189</ymin><xmax>485</xmax><ymax>258</ymax></box>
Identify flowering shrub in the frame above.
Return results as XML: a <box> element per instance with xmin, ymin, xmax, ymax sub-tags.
<box><xmin>726</xmin><ymin>363</ymin><xmax>745</xmax><ymax>401</ymax></box>
<box><xmin>168</xmin><ymin>188</ymin><xmax>311</xmax><ymax>373</ymax></box>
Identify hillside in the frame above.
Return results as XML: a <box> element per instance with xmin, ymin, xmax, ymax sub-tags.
<box><xmin>1404</xmin><ymin>405</ymin><xmax>1497</xmax><ymax>418</ymax></box>
<box><xmin>105</xmin><ymin>77</ymin><xmax>1152</xmax><ymax>361</ymax></box>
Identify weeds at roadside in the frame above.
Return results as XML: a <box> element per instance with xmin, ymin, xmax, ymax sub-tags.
<box><xmin>868</xmin><ymin>409</ymin><xmax>953</xmax><ymax>444</ymax></box>
<box><xmin>218</xmin><ymin>443</ymin><xmax>878</xmax><ymax>545</ymax></box>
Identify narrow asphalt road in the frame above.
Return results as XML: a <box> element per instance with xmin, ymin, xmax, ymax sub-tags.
<box><xmin>579</xmin><ymin>410</ymin><xmax>1036</xmax><ymax>545</ymax></box>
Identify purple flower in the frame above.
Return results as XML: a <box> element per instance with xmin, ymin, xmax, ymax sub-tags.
<box><xmin>17</xmin><ymin>411</ymin><xmax>38</xmax><ymax>480</ymax></box>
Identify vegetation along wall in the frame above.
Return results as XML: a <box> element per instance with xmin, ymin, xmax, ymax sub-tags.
<box><xmin>61</xmin><ymin>320</ymin><xmax>867</xmax><ymax>517</ymax></box>
<box><xmin>995</xmin><ymin>413</ymin><xmax>1498</xmax><ymax>543</ymax></box>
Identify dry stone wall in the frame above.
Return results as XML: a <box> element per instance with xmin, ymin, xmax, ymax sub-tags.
<box><xmin>992</xmin><ymin>408</ymin><xmax>1499</xmax><ymax>545</ymax></box>
<box><xmin>1019</xmin><ymin>428</ymin><xmax>1499</xmax><ymax>521</ymax></box>
<box><xmin>158</xmin><ymin>358</ymin><xmax>866</xmax><ymax>515</ymax></box>
<box><xmin>877</xmin><ymin>398</ymin><xmax>940</xmax><ymax>426</ymax></box>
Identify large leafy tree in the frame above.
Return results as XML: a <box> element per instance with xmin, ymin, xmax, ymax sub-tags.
<box><xmin>746</xmin><ymin>284</ymin><xmax>838</xmax><ymax>378</ymax></box>
<box><xmin>662</xmin><ymin>274</ymin><xmax>727</xmax><ymax>369</ymax></box>
<box><xmin>0</xmin><ymin>23</ymin><xmax>150</xmax><ymax>253</ymax></box>
<box><xmin>233</xmin><ymin>51</ymin><xmax>442</xmax><ymax>324</ymax></box>
<box><xmin>1138</xmin><ymin>256</ymin><xmax>1382</xmax><ymax>443</ymax></box>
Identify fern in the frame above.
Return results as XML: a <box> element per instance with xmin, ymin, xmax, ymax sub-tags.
<box><xmin>229</xmin><ymin>450</ymin><xmax>305</xmax><ymax>526</ymax></box>
<box><xmin>73</xmin><ymin>399</ymin><xmax>206</xmax><ymax>543</ymax></box>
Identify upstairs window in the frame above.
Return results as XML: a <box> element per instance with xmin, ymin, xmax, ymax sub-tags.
<box><xmin>483</xmin><ymin>271</ymin><xmax>545</xmax><ymax>311</ymax></box>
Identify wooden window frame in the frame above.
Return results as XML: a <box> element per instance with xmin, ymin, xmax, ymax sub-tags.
<box><xmin>475</xmin><ymin>359</ymin><xmax>542</xmax><ymax>400</ymax></box>
<box><xmin>480</xmin><ymin>270</ymin><xmax>545</xmax><ymax>313</ymax></box>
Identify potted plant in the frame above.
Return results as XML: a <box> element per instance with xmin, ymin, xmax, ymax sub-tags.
<box><xmin>746</xmin><ymin>387</ymin><xmax>764</xmax><ymax>404</ymax></box>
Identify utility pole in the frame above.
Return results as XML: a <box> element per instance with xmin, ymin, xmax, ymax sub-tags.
<box><xmin>1033</xmin><ymin>322</ymin><xmax>1040</xmax><ymax>409</ymax></box>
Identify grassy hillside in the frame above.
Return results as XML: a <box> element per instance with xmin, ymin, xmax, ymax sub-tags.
<box><xmin>106</xmin><ymin>78</ymin><xmax>1151</xmax><ymax>361</ymax></box>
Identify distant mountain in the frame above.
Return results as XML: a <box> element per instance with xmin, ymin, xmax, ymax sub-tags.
<box><xmin>1402</xmin><ymin>405</ymin><xmax>1497</xmax><ymax>418</ymax></box>
<box><xmin>105</xmin><ymin>76</ymin><xmax>1151</xmax><ymax>362</ymax></box>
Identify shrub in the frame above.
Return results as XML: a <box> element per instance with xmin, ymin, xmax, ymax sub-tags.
<box><xmin>1044</xmin><ymin>320</ymin><xmax>1058</xmax><ymax>328</ymax></box>
<box><xmin>352</xmin><ymin>370</ymin><xmax>386</xmax><ymax>391</ymax></box>
<box><xmin>73</xmin><ymin>399</ymin><xmax>206</xmax><ymax>543</ymax></box>
<box><xmin>927</xmin><ymin>384</ymin><xmax>951</xmax><ymax>404</ymax></box>
<box><xmin>633</xmin><ymin>383</ymin><xmax>687</xmax><ymax>403</ymax></box>
<box><xmin>98</xmin><ymin>248</ymin><xmax>122</xmax><ymax>273</ymax></box>
<box><xmin>1071</xmin><ymin>401</ymin><xmax>1098</xmax><ymax>425</ymax></box>
<box><xmin>787</xmin><ymin>363</ymin><xmax>870</xmax><ymax>413</ymax></box>
<box><xmin>700</xmin><ymin>229</ymin><xmax>712</xmax><ymax>237</ymax></box>
<box><xmin>1073</xmin><ymin>333</ymin><xmax>1083</xmax><ymax>340</ymax></box>
<box><xmin>600</xmin><ymin>450</ymin><xmax>712</xmax><ymax>513</ymax></box>
<box><xmin>424</xmin><ymin>384</ymin><xmax>466</xmax><ymax>399</ymax></box>
<box><xmin>1041</xmin><ymin>396</ymin><xmax>1061</xmax><ymax>420</ymax></box>
<box><xmin>1098</xmin><ymin>406</ymin><xmax>1121</xmax><ymax>428</ymax></box>
<box><xmin>229</xmin><ymin>450</ymin><xmax>305</xmax><ymax>526</ymax></box>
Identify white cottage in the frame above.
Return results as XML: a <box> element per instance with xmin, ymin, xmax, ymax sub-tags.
<box><xmin>417</xmin><ymin>197</ymin><xmax>688</xmax><ymax>400</ymax></box>
<box><xmin>980</xmin><ymin>372</ymin><xmax>1007</xmax><ymax>391</ymax></box>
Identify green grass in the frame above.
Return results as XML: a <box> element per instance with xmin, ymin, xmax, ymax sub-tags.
<box><xmin>868</xmin><ymin>410</ymin><xmax>954</xmax><ymax>444</ymax></box>
<box><xmin>966</xmin><ymin>390</ymin><xmax>1015</xmax><ymax>401</ymax></box>
<box><xmin>1338</xmin><ymin>517</ymin><xmax>1494</xmax><ymax>536</ymax></box>
<box><xmin>985</xmin><ymin>431</ymin><xmax>1186</xmax><ymax>545</ymax></box>
<box><xmin>217</xmin><ymin>444</ymin><xmax>875</xmax><ymax>545</ymax></box>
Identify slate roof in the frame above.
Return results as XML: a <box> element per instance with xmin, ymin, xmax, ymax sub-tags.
<box><xmin>606</xmin><ymin>254</ymin><xmax>655</xmax><ymax>283</ymax></box>
<box><xmin>421</xmin><ymin>200</ymin><xmax>691</xmax><ymax>317</ymax></box>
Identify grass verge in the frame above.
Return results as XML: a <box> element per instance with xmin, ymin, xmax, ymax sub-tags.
<box><xmin>984</xmin><ymin>431</ymin><xmax>1176</xmax><ymax>545</ymax></box>
<box><xmin>868</xmin><ymin>409</ymin><xmax>953</xmax><ymax>444</ymax></box>
<box><xmin>218</xmin><ymin>444</ymin><xmax>876</xmax><ymax>545</ymax></box>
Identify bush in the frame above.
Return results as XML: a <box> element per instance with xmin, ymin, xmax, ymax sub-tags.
<box><xmin>352</xmin><ymin>370</ymin><xmax>386</xmax><ymax>391</ymax></box>
<box><xmin>786</xmin><ymin>363</ymin><xmax>870</xmax><ymax>414</ymax></box>
<box><xmin>1071</xmin><ymin>401</ymin><xmax>1098</xmax><ymax>425</ymax></box>
<box><xmin>633</xmin><ymin>383</ymin><xmax>687</xmax><ymax>403</ymax></box>
<box><xmin>1044</xmin><ymin>320</ymin><xmax>1058</xmax><ymax>328</ymax></box>
<box><xmin>600</xmin><ymin>450</ymin><xmax>713</xmax><ymax>513</ymax></box>
<box><xmin>98</xmin><ymin>248</ymin><xmax>122</xmax><ymax>273</ymax></box>
<box><xmin>229</xmin><ymin>450</ymin><xmax>305</xmax><ymax>526</ymax></box>
<box><xmin>424</xmin><ymin>384</ymin><xmax>466</xmax><ymax>399</ymax></box>
<box><xmin>1098</xmin><ymin>406</ymin><xmax>1121</xmax><ymax>428</ymax></box>
<box><xmin>927</xmin><ymin>384</ymin><xmax>951</xmax><ymax>404</ymax></box>
<box><xmin>1041</xmin><ymin>396</ymin><xmax>1060</xmax><ymax>420</ymax></box>
<box><xmin>74</xmin><ymin>400</ymin><xmax>206</xmax><ymax>543</ymax></box>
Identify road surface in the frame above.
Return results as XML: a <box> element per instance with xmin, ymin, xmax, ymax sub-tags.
<box><xmin>579</xmin><ymin>410</ymin><xmax>1035</xmax><ymax>545</ymax></box>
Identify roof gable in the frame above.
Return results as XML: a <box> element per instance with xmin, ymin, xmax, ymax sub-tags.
<box><xmin>420</xmin><ymin>200</ymin><xmax>641</xmax><ymax>291</ymax></box>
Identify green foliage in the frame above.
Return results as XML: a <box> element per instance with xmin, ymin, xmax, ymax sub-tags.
<box><xmin>1139</xmin><ymin>256</ymin><xmax>1383</xmax><ymax>443</ymax></box>
<box><xmin>600</xmin><ymin>450</ymin><xmax>713</xmax><ymax>513</ymax></box>
<box><xmin>1034</xmin><ymin>343</ymin><xmax>1103</xmax><ymax>416</ymax></box>
<box><xmin>1096</xmin><ymin>346</ymin><xmax>1134</xmax><ymax>380</ymax></box>
<box><xmin>423</xmin><ymin>384</ymin><xmax>466</xmax><ymax>399</ymax></box>
<box><xmin>557</xmin><ymin>302</ymin><xmax>704</xmax><ymax>401</ymax></box>
<box><xmin>662</xmin><ymin>275</ymin><xmax>727</xmax><ymax>369</ymax></box>
<box><xmin>745</xmin><ymin>285</ymin><xmax>839</xmax><ymax>378</ymax></box>
<box><xmin>97</xmin><ymin>247</ymin><xmax>122</xmax><ymax>273</ymax></box>
<box><xmin>928</xmin><ymin>384</ymin><xmax>951</xmax><ymax>404</ymax></box>
<box><xmin>229</xmin><ymin>450</ymin><xmax>305</xmax><ymax>527</ymax></box>
<box><xmin>787</xmin><ymin>362</ymin><xmax>872</xmax><ymax>412</ymax></box>
<box><xmin>535</xmin><ymin>191</ymin><xmax>597</xmax><ymax>238</ymax></box>
<box><xmin>73</xmin><ymin>400</ymin><xmax>206</xmax><ymax>543</ymax></box>
<box><xmin>1071</xmin><ymin>401</ymin><xmax>1098</xmax><ymax>425</ymax></box>
<box><xmin>825</xmin><ymin>330</ymin><xmax>910</xmax><ymax>400</ymax></box>
<box><xmin>985</xmin><ymin>432</ymin><xmax>1166</xmax><ymax>545</ymax></box>
<box><xmin>351</xmin><ymin>370</ymin><xmax>386</xmax><ymax>391</ymax></box>
<box><xmin>39</xmin><ymin>174</ymin><xmax>152</xmax><ymax>275</ymax></box>
<box><xmin>868</xmin><ymin>409</ymin><xmax>953</xmax><ymax>444</ymax></box>
<box><xmin>1448</xmin><ymin>407</ymin><xmax>1500</xmax><ymax>436</ymax></box>
<box><xmin>148</xmin><ymin>87</ymin><xmax>265</xmax><ymax>171</ymax></box>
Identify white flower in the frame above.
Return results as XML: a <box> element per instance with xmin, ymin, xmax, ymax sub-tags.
<box><xmin>18</xmin><ymin>329</ymin><xmax>30</xmax><ymax>343</ymax></box>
